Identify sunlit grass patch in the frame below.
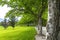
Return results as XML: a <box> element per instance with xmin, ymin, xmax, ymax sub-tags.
<box><xmin>0</xmin><ymin>26</ymin><xmax>36</xmax><ymax>40</ymax></box>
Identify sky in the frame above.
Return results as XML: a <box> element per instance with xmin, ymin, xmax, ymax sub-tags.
<box><xmin>0</xmin><ymin>5</ymin><xmax>11</xmax><ymax>19</ymax></box>
<box><xmin>0</xmin><ymin>5</ymin><xmax>21</xmax><ymax>22</ymax></box>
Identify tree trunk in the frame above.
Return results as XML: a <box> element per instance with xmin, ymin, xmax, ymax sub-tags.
<box><xmin>38</xmin><ymin>17</ymin><xmax>42</xmax><ymax>35</ymax></box>
<box><xmin>57</xmin><ymin>0</ymin><xmax>60</xmax><ymax>40</ymax></box>
<box><xmin>46</xmin><ymin>0</ymin><xmax>59</xmax><ymax>40</ymax></box>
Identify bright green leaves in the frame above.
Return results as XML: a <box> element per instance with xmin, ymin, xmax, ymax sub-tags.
<box><xmin>18</xmin><ymin>14</ymin><xmax>36</xmax><ymax>24</ymax></box>
<box><xmin>0</xmin><ymin>0</ymin><xmax>48</xmax><ymax>26</ymax></box>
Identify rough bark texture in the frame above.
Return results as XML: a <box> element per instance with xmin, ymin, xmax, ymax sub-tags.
<box><xmin>46</xmin><ymin>0</ymin><xmax>59</xmax><ymax>40</ymax></box>
<box><xmin>57</xmin><ymin>0</ymin><xmax>60</xmax><ymax>40</ymax></box>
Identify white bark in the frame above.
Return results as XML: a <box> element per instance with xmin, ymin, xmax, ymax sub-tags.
<box><xmin>46</xmin><ymin>0</ymin><xmax>59</xmax><ymax>40</ymax></box>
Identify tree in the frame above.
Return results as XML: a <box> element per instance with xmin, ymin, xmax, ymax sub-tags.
<box><xmin>8</xmin><ymin>13</ymin><xmax>16</xmax><ymax>28</ymax></box>
<box><xmin>5</xmin><ymin>9</ymin><xmax>18</xmax><ymax>28</ymax></box>
<box><xmin>46</xmin><ymin>0</ymin><xmax>59</xmax><ymax>40</ymax></box>
<box><xmin>5</xmin><ymin>8</ymin><xmax>23</xmax><ymax>27</ymax></box>
<box><xmin>0</xmin><ymin>0</ymin><xmax>48</xmax><ymax>35</ymax></box>
<box><xmin>1</xmin><ymin>19</ymin><xmax>8</xmax><ymax>29</ymax></box>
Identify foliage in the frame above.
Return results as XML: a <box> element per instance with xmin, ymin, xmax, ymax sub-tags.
<box><xmin>17</xmin><ymin>9</ymin><xmax>48</xmax><ymax>26</ymax></box>
<box><xmin>0</xmin><ymin>26</ymin><xmax>36</xmax><ymax>40</ymax></box>
<box><xmin>0</xmin><ymin>0</ymin><xmax>48</xmax><ymax>26</ymax></box>
<box><xmin>17</xmin><ymin>14</ymin><xmax>36</xmax><ymax>25</ymax></box>
<box><xmin>42</xmin><ymin>9</ymin><xmax>48</xmax><ymax>26</ymax></box>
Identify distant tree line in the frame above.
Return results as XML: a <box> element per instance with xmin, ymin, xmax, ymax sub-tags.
<box><xmin>0</xmin><ymin>17</ymin><xmax>17</xmax><ymax>29</ymax></box>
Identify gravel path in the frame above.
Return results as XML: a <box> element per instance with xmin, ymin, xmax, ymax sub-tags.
<box><xmin>35</xmin><ymin>27</ymin><xmax>46</xmax><ymax>40</ymax></box>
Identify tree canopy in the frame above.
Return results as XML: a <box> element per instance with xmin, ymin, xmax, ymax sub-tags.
<box><xmin>0</xmin><ymin>0</ymin><xmax>48</xmax><ymax>26</ymax></box>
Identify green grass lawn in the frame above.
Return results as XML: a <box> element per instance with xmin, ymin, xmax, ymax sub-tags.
<box><xmin>0</xmin><ymin>26</ymin><xmax>36</xmax><ymax>40</ymax></box>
